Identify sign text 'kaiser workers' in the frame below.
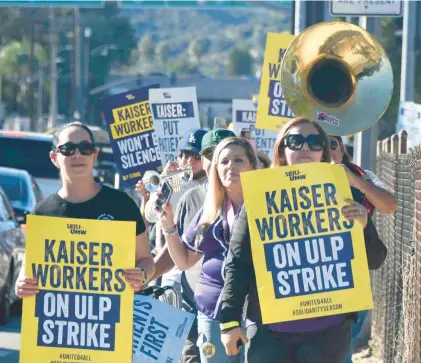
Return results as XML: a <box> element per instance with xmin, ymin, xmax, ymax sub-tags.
<box><xmin>20</xmin><ymin>215</ymin><xmax>136</xmax><ymax>363</ymax></box>
<box><xmin>241</xmin><ymin>164</ymin><xmax>373</xmax><ymax>324</ymax></box>
<box><xmin>149</xmin><ymin>87</ymin><xmax>200</xmax><ymax>165</ymax></box>
<box><xmin>256</xmin><ymin>33</ymin><xmax>295</xmax><ymax>131</ymax></box>
<box><xmin>101</xmin><ymin>85</ymin><xmax>162</xmax><ymax>186</ymax></box>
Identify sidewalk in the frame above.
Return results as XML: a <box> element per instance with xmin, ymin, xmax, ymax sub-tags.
<box><xmin>352</xmin><ymin>349</ymin><xmax>383</xmax><ymax>363</ymax></box>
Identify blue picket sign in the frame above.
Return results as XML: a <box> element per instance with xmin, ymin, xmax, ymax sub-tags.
<box><xmin>132</xmin><ymin>294</ymin><xmax>195</xmax><ymax>363</ymax></box>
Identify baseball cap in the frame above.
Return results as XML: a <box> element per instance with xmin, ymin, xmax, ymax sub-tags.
<box><xmin>200</xmin><ymin>128</ymin><xmax>236</xmax><ymax>155</ymax></box>
<box><xmin>178</xmin><ymin>128</ymin><xmax>208</xmax><ymax>154</ymax></box>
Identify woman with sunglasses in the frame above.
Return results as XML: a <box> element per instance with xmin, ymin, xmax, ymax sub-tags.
<box><xmin>329</xmin><ymin>136</ymin><xmax>396</xmax><ymax>216</ymax></box>
<box><xmin>159</xmin><ymin>137</ymin><xmax>258</xmax><ymax>363</ymax></box>
<box><xmin>15</xmin><ymin>122</ymin><xmax>155</xmax><ymax>298</ymax></box>
<box><xmin>219</xmin><ymin>117</ymin><xmax>383</xmax><ymax>363</ymax></box>
<box><xmin>328</xmin><ymin>136</ymin><xmax>395</xmax><ymax>363</ymax></box>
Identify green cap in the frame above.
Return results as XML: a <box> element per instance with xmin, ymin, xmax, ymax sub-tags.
<box><xmin>200</xmin><ymin>128</ymin><xmax>236</xmax><ymax>154</ymax></box>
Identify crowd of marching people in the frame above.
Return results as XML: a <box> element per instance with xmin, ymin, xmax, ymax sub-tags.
<box><xmin>14</xmin><ymin>116</ymin><xmax>397</xmax><ymax>363</ymax></box>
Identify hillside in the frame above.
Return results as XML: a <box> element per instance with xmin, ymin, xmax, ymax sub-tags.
<box><xmin>121</xmin><ymin>4</ymin><xmax>292</xmax><ymax>76</ymax></box>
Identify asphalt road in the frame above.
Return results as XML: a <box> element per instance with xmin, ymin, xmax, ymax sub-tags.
<box><xmin>0</xmin><ymin>316</ymin><xmax>21</xmax><ymax>363</ymax></box>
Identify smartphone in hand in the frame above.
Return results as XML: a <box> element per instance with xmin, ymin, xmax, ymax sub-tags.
<box><xmin>155</xmin><ymin>181</ymin><xmax>173</xmax><ymax>214</ymax></box>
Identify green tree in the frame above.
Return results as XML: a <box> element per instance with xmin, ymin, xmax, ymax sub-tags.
<box><xmin>0</xmin><ymin>40</ymin><xmax>47</xmax><ymax>75</ymax></box>
<box><xmin>188</xmin><ymin>37</ymin><xmax>211</xmax><ymax>63</ymax></box>
<box><xmin>156</xmin><ymin>41</ymin><xmax>170</xmax><ymax>71</ymax></box>
<box><xmin>169</xmin><ymin>56</ymin><xmax>198</xmax><ymax>75</ymax></box>
<box><xmin>228</xmin><ymin>47</ymin><xmax>253</xmax><ymax>76</ymax></box>
<box><xmin>0</xmin><ymin>8</ymin><xmax>50</xmax><ymax>47</ymax></box>
<box><xmin>68</xmin><ymin>3</ymin><xmax>137</xmax><ymax>123</ymax></box>
<box><xmin>138</xmin><ymin>34</ymin><xmax>155</xmax><ymax>62</ymax></box>
<box><xmin>0</xmin><ymin>39</ymin><xmax>48</xmax><ymax>114</ymax></box>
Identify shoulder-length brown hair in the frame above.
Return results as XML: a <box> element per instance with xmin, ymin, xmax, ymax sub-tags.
<box><xmin>272</xmin><ymin>116</ymin><xmax>332</xmax><ymax>167</ymax></box>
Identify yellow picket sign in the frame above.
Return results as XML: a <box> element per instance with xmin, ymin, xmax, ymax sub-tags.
<box><xmin>256</xmin><ymin>33</ymin><xmax>296</xmax><ymax>131</ymax></box>
<box><xmin>241</xmin><ymin>163</ymin><xmax>373</xmax><ymax>324</ymax></box>
<box><xmin>20</xmin><ymin>215</ymin><xmax>136</xmax><ymax>363</ymax></box>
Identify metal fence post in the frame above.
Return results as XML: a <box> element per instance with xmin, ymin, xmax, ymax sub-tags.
<box><xmin>399</xmin><ymin>130</ymin><xmax>408</xmax><ymax>155</ymax></box>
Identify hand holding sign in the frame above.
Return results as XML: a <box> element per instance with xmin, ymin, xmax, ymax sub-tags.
<box><xmin>15</xmin><ymin>276</ymin><xmax>39</xmax><ymax>298</ymax></box>
<box><xmin>124</xmin><ymin>268</ymin><xmax>147</xmax><ymax>292</ymax></box>
<box><xmin>342</xmin><ymin>198</ymin><xmax>368</xmax><ymax>228</ymax></box>
<box><xmin>221</xmin><ymin>327</ymin><xmax>248</xmax><ymax>356</ymax></box>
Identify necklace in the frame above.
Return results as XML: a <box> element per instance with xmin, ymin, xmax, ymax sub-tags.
<box><xmin>222</xmin><ymin>197</ymin><xmax>242</xmax><ymax>243</ymax></box>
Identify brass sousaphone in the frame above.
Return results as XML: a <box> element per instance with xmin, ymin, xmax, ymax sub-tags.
<box><xmin>280</xmin><ymin>21</ymin><xmax>393</xmax><ymax>135</ymax></box>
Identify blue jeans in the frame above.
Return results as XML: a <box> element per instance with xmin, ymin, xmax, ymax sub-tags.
<box><xmin>344</xmin><ymin>311</ymin><xmax>368</xmax><ymax>363</ymax></box>
<box><xmin>197</xmin><ymin>312</ymin><xmax>242</xmax><ymax>363</ymax></box>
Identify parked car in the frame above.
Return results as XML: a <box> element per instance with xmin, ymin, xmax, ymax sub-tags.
<box><xmin>0</xmin><ymin>167</ymin><xmax>44</xmax><ymax>226</ymax></box>
<box><xmin>0</xmin><ymin>131</ymin><xmax>61</xmax><ymax>197</ymax></box>
<box><xmin>0</xmin><ymin>186</ymin><xmax>25</xmax><ymax>324</ymax></box>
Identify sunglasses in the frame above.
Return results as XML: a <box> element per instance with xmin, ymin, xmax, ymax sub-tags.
<box><xmin>201</xmin><ymin>148</ymin><xmax>215</xmax><ymax>161</ymax></box>
<box><xmin>329</xmin><ymin>139</ymin><xmax>340</xmax><ymax>151</ymax></box>
<box><xmin>55</xmin><ymin>142</ymin><xmax>96</xmax><ymax>156</ymax></box>
<box><xmin>283</xmin><ymin>134</ymin><xmax>325</xmax><ymax>152</ymax></box>
<box><xmin>178</xmin><ymin>151</ymin><xmax>201</xmax><ymax>160</ymax></box>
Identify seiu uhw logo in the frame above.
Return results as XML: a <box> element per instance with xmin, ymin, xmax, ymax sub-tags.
<box><xmin>285</xmin><ymin>170</ymin><xmax>306</xmax><ymax>181</ymax></box>
<box><xmin>67</xmin><ymin>224</ymin><xmax>87</xmax><ymax>235</ymax></box>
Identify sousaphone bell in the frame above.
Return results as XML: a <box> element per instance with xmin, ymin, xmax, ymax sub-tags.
<box><xmin>280</xmin><ymin>21</ymin><xmax>393</xmax><ymax>135</ymax></box>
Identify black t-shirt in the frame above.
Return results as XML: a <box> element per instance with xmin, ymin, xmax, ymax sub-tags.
<box><xmin>33</xmin><ymin>185</ymin><xmax>146</xmax><ymax>235</ymax></box>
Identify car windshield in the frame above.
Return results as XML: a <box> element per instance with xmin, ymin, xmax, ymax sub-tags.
<box><xmin>0</xmin><ymin>174</ymin><xmax>28</xmax><ymax>205</ymax></box>
<box><xmin>0</xmin><ymin>138</ymin><xmax>59</xmax><ymax>179</ymax></box>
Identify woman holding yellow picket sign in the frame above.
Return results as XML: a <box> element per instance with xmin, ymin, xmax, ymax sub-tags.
<box><xmin>159</xmin><ymin>137</ymin><xmax>258</xmax><ymax>363</ymax></box>
<box><xmin>15</xmin><ymin>122</ymin><xmax>155</xmax><ymax>298</ymax></box>
<box><xmin>219</xmin><ymin>117</ymin><xmax>383</xmax><ymax>363</ymax></box>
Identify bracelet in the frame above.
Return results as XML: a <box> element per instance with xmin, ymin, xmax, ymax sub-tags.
<box><xmin>220</xmin><ymin>321</ymin><xmax>240</xmax><ymax>333</ymax></box>
<box><xmin>141</xmin><ymin>268</ymin><xmax>147</xmax><ymax>284</ymax></box>
<box><xmin>162</xmin><ymin>225</ymin><xmax>178</xmax><ymax>235</ymax></box>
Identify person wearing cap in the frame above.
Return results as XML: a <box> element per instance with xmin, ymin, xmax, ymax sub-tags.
<box><xmin>159</xmin><ymin>135</ymin><xmax>258</xmax><ymax>363</ymax></box>
<box><xmin>139</xmin><ymin>129</ymin><xmax>208</xmax><ymax>315</ymax></box>
<box><xmin>148</xmin><ymin>128</ymin><xmax>236</xmax><ymax>363</ymax></box>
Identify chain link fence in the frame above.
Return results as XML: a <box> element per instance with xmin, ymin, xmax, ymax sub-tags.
<box><xmin>371</xmin><ymin>131</ymin><xmax>421</xmax><ymax>362</ymax></box>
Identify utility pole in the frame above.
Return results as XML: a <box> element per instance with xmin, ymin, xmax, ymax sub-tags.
<box><xmin>28</xmin><ymin>22</ymin><xmax>36</xmax><ymax>131</ymax></box>
<box><xmin>294</xmin><ymin>0</ymin><xmax>306</xmax><ymax>35</ymax></box>
<box><xmin>84</xmin><ymin>27</ymin><xmax>92</xmax><ymax>123</ymax></box>
<box><xmin>37</xmin><ymin>66</ymin><xmax>44</xmax><ymax>131</ymax></box>
<box><xmin>48</xmin><ymin>8</ymin><xmax>58</xmax><ymax>130</ymax></box>
<box><xmin>74</xmin><ymin>8</ymin><xmax>82</xmax><ymax>120</ymax></box>
<box><xmin>352</xmin><ymin>17</ymin><xmax>379</xmax><ymax>171</ymax></box>
<box><xmin>400</xmin><ymin>0</ymin><xmax>416</xmax><ymax>102</ymax></box>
